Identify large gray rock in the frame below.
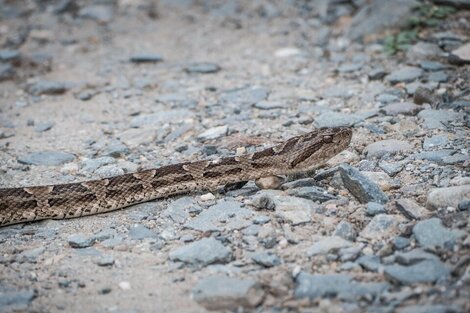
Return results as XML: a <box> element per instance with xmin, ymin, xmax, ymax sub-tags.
<box><xmin>295</xmin><ymin>272</ymin><xmax>389</xmax><ymax>301</ymax></box>
<box><xmin>360</xmin><ymin>214</ymin><xmax>405</xmax><ymax>240</ymax></box>
<box><xmin>418</xmin><ymin>109</ymin><xmax>463</xmax><ymax>130</ymax></box>
<box><xmin>192</xmin><ymin>275</ymin><xmax>264</xmax><ymax>310</ymax></box>
<box><xmin>0</xmin><ymin>290</ymin><xmax>35</xmax><ymax>312</ymax></box>
<box><xmin>339</xmin><ymin>164</ymin><xmax>389</xmax><ymax>204</ymax></box>
<box><xmin>169</xmin><ymin>237</ymin><xmax>232</xmax><ymax>266</ymax></box>
<box><xmin>384</xmin><ymin>260</ymin><xmax>449</xmax><ymax>284</ymax></box>
<box><xmin>386</xmin><ymin>67</ymin><xmax>423</xmax><ymax>84</ymax></box>
<box><xmin>347</xmin><ymin>0</ymin><xmax>419</xmax><ymax>40</ymax></box>
<box><xmin>426</xmin><ymin>185</ymin><xmax>470</xmax><ymax>210</ymax></box>
<box><xmin>18</xmin><ymin>151</ymin><xmax>75</xmax><ymax>166</ymax></box>
<box><xmin>365</xmin><ymin>140</ymin><xmax>413</xmax><ymax>159</ymax></box>
<box><xmin>413</xmin><ymin>218</ymin><xmax>465</xmax><ymax>250</ymax></box>
<box><xmin>184</xmin><ymin>200</ymin><xmax>252</xmax><ymax>232</ymax></box>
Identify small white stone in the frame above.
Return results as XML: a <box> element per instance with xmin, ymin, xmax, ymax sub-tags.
<box><xmin>200</xmin><ymin>193</ymin><xmax>215</xmax><ymax>201</ymax></box>
<box><xmin>236</xmin><ymin>147</ymin><xmax>246</xmax><ymax>155</ymax></box>
<box><xmin>118</xmin><ymin>281</ymin><xmax>131</xmax><ymax>290</ymax></box>
<box><xmin>274</xmin><ymin>47</ymin><xmax>302</xmax><ymax>58</ymax></box>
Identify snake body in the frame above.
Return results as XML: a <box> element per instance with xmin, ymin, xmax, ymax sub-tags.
<box><xmin>0</xmin><ymin>127</ymin><xmax>352</xmax><ymax>226</ymax></box>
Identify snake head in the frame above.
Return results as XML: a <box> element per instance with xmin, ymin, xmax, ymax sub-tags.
<box><xmin>288</xmin><ymin>127</ymin><xmax>352</xmax><ymax>171</ymax></box>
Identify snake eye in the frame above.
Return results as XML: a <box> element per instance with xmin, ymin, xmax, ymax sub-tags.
<box><xmin>323</xmin><ymin>135</ymin><xmax>333</xmax><ymax>143</ymax></box>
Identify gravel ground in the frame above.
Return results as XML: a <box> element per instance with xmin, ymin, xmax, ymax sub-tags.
<box><xmin>0</xmin><ymin>1</ymin><xmax>469</xmax><ymax>312</ymax></box>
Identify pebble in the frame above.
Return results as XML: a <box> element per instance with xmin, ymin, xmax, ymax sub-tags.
<box><xmin>263</xmin><ymin>192</ymin><xmax>317</xmax><ymax>225</ymax></box>
<box><xmin>129</xmin><ymin>54</ymin><xmax>163</xmax><ymax>63</ymax></box>
<box><xmin>68</xmin><ymin>234</ymin><xmax>96</xmax><ymax>248</ymax></box>
<box><xmin>0</xmin><ymin>49</ymin><xmax>21</xmax><ymax>62</ymax></box>
<box><xmin>79</xmin><ymin>5</ymin><xmax>114</xmax><ymax>24</ymax></box>
<box><xmin>426</xmin><ymin>185</ymin><xmax>470</xmax><ymax>210</ymax></box>
<box><xmin>295</xmin><ymin>272</ymin><xmax>389</xmax><ymax>301</ymax></box>
<box><xmin>169</xmin><ymin>237</ymin><xmax>232</xmax><ymax>266</ymax></box>
<box><xmin>366</xmin><ymin>202</ymin><xmax>387</xmax><ymax>216</ymax></box>
<box><xmin>386</xmin><ymin>66</ymin><xmax>423</xmax><ymax>84</ymax></box>
<box><xmin>28</xmin><ymin>80</ymin><xmax>69</xmax><ymax>95</ymax></box>
<box><xmin>378</xmin><ymin>161</ymin><xmax>404</xmax><ymax>177</ymax></box>
<box><xmin>368</xmin><ymin>67</ymin><xmax>387</xmax><ymax>80</ymax></box>
<box><xmin>192</xmin><ymin>275</ymin><xmax>264</xmax><ymax>310</ymax></box>
<box><xmin>398</xmin><ymin>304</ymin><xmax>462</xmax><ymax>313</ymax></box>
<box><xmin>286</xmin><ymin>186</ymin><xmax>336</xmax><ymax>203</ymax></box>
<box><xmin>412</xmin><ymin>150</ymin><xmax>454</xmax><ymax>165</ymax></box>
<box><xmin>95</xmin><ymin>164</ymin><xmax>124</xmax><ymax>178</ymax></box>
<box><xmin>360</xmin><ymin>214</ymin><xmax>404</xmax><ymax>240</ymax></box>
<box><xmin>333</xmin><ymin>221</ymin><xmax>357</xmax><ymax>241</ymax></box>
<box><xmin>184</xmin><ymin>200</ymin><xmax>252</xmax><ymax>232</ymax></box>
<box><xmin>95</xmin><ymin>255</ymin><xmax>115</xmax><ymax>267</ymax></box>
<box><xmin>197</xmin><ymin>125</ymin><xmax>228</xmax><ymax>141</ymax></box>
<box><xmin>0</xmin><ymin>290</ymin><xmax>35</xmax><ymax>312</ymax></box>
<box><xmin>428</xmin><ymin>71</ymin><xmax>448</xmax><ymax>83</ymax></box>
<box><xmin>18</xmin><ymin>151</ymin><xmax>75</xmax><ymax>166</ymax></box>
<box><xmin>314</xmin><ymin>111</ymin><xmax>363</xmax><ymax>128</ymax></box>
<box><xmin>339</xmin><ymin>164</ymin><xmax>389</xmax><ymax>204</ymax></box>
<box><xmin>394</xmin><ymin>249</ymin><xmax>439</xmax><ymax>265</ymax></box>
<box><xmin>412</xmin><ymin>218</ymin><xmax>465</xmax><ymax>250</ymax></box>
<box><xmin>418</xmin><ymin>109</ymin><xmax>462</xmax><ymax>130</ymax></box>
<box><xmin>255</xmin><ymin>176</ymin><xmax>284</xmax><ymax>189</ymax></box>
<box><xmin>163</xmin><ymin>197</ymin><xmax>194</xmax><ymax>224</ymax></box>
<box><xmin>364</xmin><ymin>140</ymin><xmax>413</xmax><ymax>159</ymax></box>
<box><xmin>384</xmin><ymin>260</ymin><xmax>449</xmax><ymax>285</ymax></box>
<box><xmin>185</xmin><ymin>62</ymin><xmax>220</xmax><ymax>74</ymax></box>
<box><xmin>0</xmin><ymin>64</ymin><xmax>15</xmax><ymax>80</ymax></box>
<box><xmin>307</xmin><ymin>236</ymin><xmax>353</xmax><ymax>256</ymax></box>
<box><xmin>220</xmin><ymin>86</ymin><xmax>268</xmax><ymax>106</ymax></box>
<box><xmin>81</xmin><ymin>157</ymin><xmax>115</xmax><ymax>173</ymax></box>
<box><xmin>128</xmin><ymin>224</ymin><xmax>157</xmax><ymax>240</ymax></box>
<box><xmin>449</xmin><ymin>42</ymin><xmax>470</xmax><ymax>65</ymax></box>
<box><xmin>18</xmin><ymin>247</ymin><xmax>45</xmax><ymax>263</ymax></box>
<box><xmin>380</xmin><ymin>102</ymin><xmax>422</xmax><ymax>116</ymax></box>
<box><xmin>406</xmin><ymin>42</ymin><xmax>443</xmax><ymax>59</ymax></box>
<box><xmin>251</xmin><ymin>252</ymin><xmax>281</xmax><ymax>267</ymax></box>
<box><xmin>395</xmin><ymin>198</ymin><xmax>430</xmax><ymax>220</ymax></box>
<box><xmin>423</xmin><ymin>135</ymin><xmax>448</xmax><ymax>150</ymax></box>
<box><xmin>34</xmin><ymin>121</ymin><xmax>54</xmax><ymax>132</ymax></box>
<box><xmin>357</xmin><ymin>255</ymin><xmax>381</xmax><ymax>272</ymax></box>
<box><xmin>418</xmin><ymin>60</ymin><xmax>448</xmax><ymax>71</ymax></box>
<box><xmin>362</xmin><ymin>171</ymin><xmax>400</xmax><ymax>191</ymax></box>
<box><xmin>393</xmin><ymin>236</ymin><xmax>411</xmax><ymax>250</ymax></box>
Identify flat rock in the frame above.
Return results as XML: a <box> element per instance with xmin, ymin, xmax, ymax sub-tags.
<box><xmin>130</xmin><ymin>110</ymin><xmax>193</xmax><ymax>128</ymax></box>
<box><xmin>184</xmin><ymin>200</ymin><xmax>252</xmax><ymax>232</ymax></box>
<box><xmin>185</xmin><ymin>62</ymin><xmax>220</xmax><ymax>74</ymax></box>
<box><xmin>412</xmin><ymin>150</ymin><xmax>455</xmax><ymax>165</ymax></box>
<box><xmin>130</xmin><ymin>54</ymin><xmax>163</xmax><ymax>63</ymax></box>
<box><xmin>28</xmin><ymin>80</ymin><xmax>70</xmax><ymax>95</ymax></box>
<box><xmin>384</xmin><ymin>260</ymin><xmax>449</xmax><ymax>285</ymax></box>
<box><xmin>395</xmin><ymin>198</ymin><xmax>430</xmax><ymax>220</ymax></box>
<box><xmin>169</xmin><ymin>237</ymin><xmax>232</xmax><ymax>266</ymax></box>
<box><xmin>197</xmin><ymin>125</ymin><xmax>228</xmax><ymax>141</ymax></box>
<box><xmin>251</xmin><ymin>252</ymin><xmax>281</xmax><ymax>267</ymax></box>
<box><xmin>339</xmin><ymin>164</ymin><xmax>389</xmax><ymax>204</ymax></box>
<box><xmin>406</xmin><ymin>42</ymin><xmax>443</xmax><ymax>59</ymax></box>
<box><xmin>394</xmin><ymin>249</ymin><xmax>439</xmax><ymax>265</ymax></box>
<box><xmin>380</xmin><ymin>102</ymin><xmax>422</xmax><ymax>116</ymax></box>
<box><xmin>0</xmin><ymin>64</ymin><xmax>15</xmax><ymax>80</ymax></box>
<box><xmin>79</xmin><ymin>5</ymin><xmax>114</xmax><ymax>23</ymax></box>
<box><xmin>261</xmin><ymin>192</ymin><xmax>317</xmax><ymax>225</ymax></box>
<box><xmin>307</xmin><ymin>236</ymin><xmax>354</xmax><ymax>256</ymax></box>
<box><xmin>163</xmin><ymin>197</ymin><xmax>196</xmax><ymax>224</ymax></box>
<box><xmin>333</xmin><ymin>220</ymin><xmax>357</xmax><ymax>241</ymax></box>
<box><xmin>450</xmin><ymin>42</ymin><xmax>470</xmax><ymax>65</ymax></box>
<box><xmin>314</xmin><ymin>111</ymin><xmax>363</xmax><ymax>128</ymax></box>
<box><xmin>426</xmin><ymin>185</ymin><xmax>470</xmax><ymax>210</ymax></box>
<box><xmin>413</xmin><ymin>218</ymin><xmax>465</xmax><ymax>250</ymax></box>
<box><xmin>295</xmin><ymin>272</ymin><xmax>389</xmax><ymax>301</ymax></box>
<box><xmin>0</xmin><ymin>290</ymin><xmax>35</xmax><ymax>312</ymax></box>
<box><xmin>286</xmin><ymin>186</ymin><xmax>336</xmax><ymax>203</ymax></box>
<box><xmin>128</xmin><ymin>224</ymin><xmax>157</xmax><ymax>240</ymax></box>
<box><xmin>192</xmin><ymin>275</ymin><xmax>264</xmax><ymax>310</ymax></box>
<box><xmin>378</xmin><ymin>161</ymin><xmax>404</xmax><ymax>177</ymax></box>
<box><xmin>220</xmin><ymin>86</ymin><xmax>269</xmax><ymax>106</ymax></box>
<box><xmin>418</xmin><ymin>109</ymin><xmax>463</xmax><ymax>130</ymax></box>
<box><xmin>365</xmin><ymin>139</ymin><xmax>413</xmax><ymax>159</ymax></box>
<box><xmin>357</xmin><ymin>255</ymin><xmax>381</xmax><ymax>272</ymax></box>
<box><xmin>366</xmin><ymin>202</ymin><xmax>387</xmax><ymax>216</ymax></box>
<box><xmin>68</xmin><ymin>234</ymin><xmax>96</xmax><ymax>248</ymax></box>
<box><xmin>362</xmin><ymin>171</ymin><xmax>400</xmax><ymax>191</ymax></box>
<box><xmin>423</xmin><ymin>135</ymin><xmax>448</xmax><ymax>150</ymax></box>
<box><xmin>18</xmin><ymin>151</ymin><xmax>75</xmax><ymax>166</ymax></box>
<box><xmin>360</xmin><ymin>214</ymin><xmax>405</xmax><ymax>240</ymax></box>
<box><xmin>386</xmin><ymin>67</ymin><xmax>423</xmax><ymax>84</ymax></box>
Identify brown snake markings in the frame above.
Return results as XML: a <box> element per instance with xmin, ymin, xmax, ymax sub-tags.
<box><xmin>0</xmin><ymin>127</ymin><xmax>352</xmax><ymax>226</ymax></box>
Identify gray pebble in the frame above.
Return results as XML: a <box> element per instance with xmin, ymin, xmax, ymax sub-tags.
<box><xmin>128</xmin><ymin>224</ymin><xmax>157</xmax><ymax>240</ymax></box>
<box><xmin>192</xmin><ymin>275</ymin><xmax>264</xmax><ymax>310</ymax></box>
<box><xmin>307</xmin><ymin>236</ymin><xmax>353</xmax><ymax>256</ymax></box>
<box><xmin>339</xmin><ymin>164</ymin><xmax>389</xmax><ymax>204</ymax></box>
<box><xmin>394</xmin><ymin>249</ymin><xmax>439</xmax><ymax>265</ymax></box>
<box><xmin>34</xmin><ymin>122</ymin><xmax>54</xmax><ymax>132</ymax></box>
<box><xmin>427</xmin><ymin>185</ymin><xmax>470</xmax><ymax>210</ymax></box>
<box><xmin>0</xmin><ymin>63</ymin><xmax>15</xmax><ymax>80</ymax></box>
<box><xmin>378</xmin><ymin>161</ymin><xmax>404</xmax><ymax>177</ymax></box>
<box><xmin>28</xmin><ymin>80</ymin><xmax>70</xmax><ymax>95</ymax></box>
<box><xmin>95</xmin><ymin>255</ymin><xmax>115</xmax><ymax>267</ymax></box>
<box><xmin>130</xmin><ymin>54</ymin><xmax>163</xmax><ymax>63</ymax></box>
<box><xmin>393</xmin><ymin>236</ymin><xmax>411</xmax><ymax>250</ymax></box>
<box><xmin>413</xmin><ymin>218</ymin><xmax>465</xmax><ymax>250</ymax></box>
<box><xmin>286</xmin><ymin>186</ymin><xmax>337</xmax><ymax>203</ymax></box>
<box><xmin>360</xmin><ymin>214</ymin><xmax>403</xmax><ymax>239</ymax></box>
<box><xmin>365</xmin><ymin>139</ymin><xmax>413</xmax><ymax>159</ymax></box>
<box><xmin>197</xmin><ymin>125</ymin><xmax>228</xmax><ymax>141</ymax></box>
<box><xmin>68</xmin><ymin>234</ymin><xmax>96</xmax><ymax>248</ymax></box>
<box><xmin>423</xmin><ymin>135</ymin><xmax>448</xmax><ymax>150</ymax></box>
<box><xmin>357</xmin><ymin>255</ymin><xmax>381</xmax><ymax>272</ymax></box>
<box><xmin>419</xmin><ymin>60</ymin><xmax>448</xmax><ymax>71</ymax></box>
<box><xmin>169</xmin><ymin>237</ymin><xmax>232</xmax><ymax>266</ymax></box>
<box><xmin>386</xmin><ymin>66</ymin><xmax>423</xmax><ymax>84</ymax></box>
<box><xmin>0</xmin><ymin>290</ymin><xmax>35</xmax><ymax>312</ymax></box>
<box><xmin>253</xmin><ymin>215</ymin><xmax>270</xmax><ymax>225</ymax></box>
<box><xmin>428</xmin><ymin>71</ymin><xmax>448</xmax><ymax>83</ymax></box>
<box><xmin>368</xmin><ymin>67</ymin><xmax>387</xmax><ymax>80</ymax></box>
<box><xmin>418</xmin><ymin>109</ymin><xmax>463</xmax><ymax>130</ymax></box>
<box><xmin>220</xmin><ymin>86</ymin><xmax>269</xmax><ymax>106</ymax></box>
<box><xmin>314</xmin><ymin>111</ymin><xmax>363</xmax><ymax>128</ymax></box>
<box><xmin>185</xmin><ymin>62</ymin><xmax>220</xmax><ymax>74</ymax></box>
<box><xmin>395</xmin><ymin>198</ymin><xmax>430</xmax><ymax>220</ymax></box>
<box><xmin>333</xmin><ymin>220</ymin><xmax>357</xmax><ymax>241</ymax></box>
<box><xmin>251</xmin><ymin>251</ymin><xmax>281</xmax><ymax>267</ymax></box>
<box><xmin>384</xmin><ymin>260</ymin><xmax>449</xmax><ymax>285</ymax></box>
<box><xmin>79</xmin><ymin>5</ymin><xmax>114</xmax><ymax>23</ymax></box>
<box><xmin>18</xmin><ymin>151</ymin><xmax>75</xmax><ymax>166</ymax></box>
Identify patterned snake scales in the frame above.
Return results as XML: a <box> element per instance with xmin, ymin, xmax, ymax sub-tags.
<box><xmin>0</xmin><ymin>127</ymin><xmax>352</xmax><ymax>226</ymax></box>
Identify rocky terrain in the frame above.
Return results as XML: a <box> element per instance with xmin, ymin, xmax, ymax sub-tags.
<box><xmin>0</xmin><ymin>0</ymin><xmax>469</xmax><ymax>312</ymax></box>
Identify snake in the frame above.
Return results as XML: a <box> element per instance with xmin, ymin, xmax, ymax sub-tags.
<box><xmin>0</xmin><ymin>127</ymin><xmax>352</xmax><ymax>226</ymax></box>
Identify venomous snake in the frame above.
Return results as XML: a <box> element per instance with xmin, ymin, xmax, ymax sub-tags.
<box><xmin>0</xmin><ymin>127</ymin><xmax>352</xmax><ymax>226</ymax></box>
